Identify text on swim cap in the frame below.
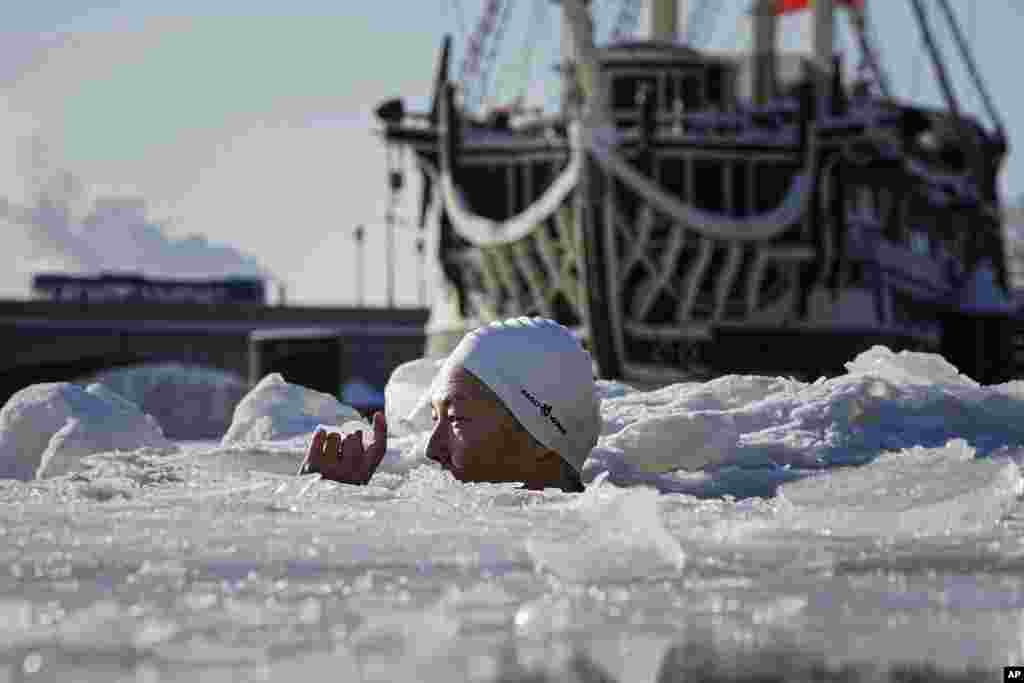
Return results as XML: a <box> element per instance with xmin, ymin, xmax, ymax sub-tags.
<box><xmin>520</xmin><ymin>388</ymin><xmax>567</xmax><ymax>436</ymax></box>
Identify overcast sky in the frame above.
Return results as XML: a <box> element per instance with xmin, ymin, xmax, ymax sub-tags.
<box><xmin>1</xmin><ymin>1</ymin><xmax>1021</xmax><ymax>305</ymax></box>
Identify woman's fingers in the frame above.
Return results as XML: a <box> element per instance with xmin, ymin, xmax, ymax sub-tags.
<box><xmin>298</xmin><ymin>429</ymin><xmax>326</xmax><ymax>475</ymax></box>
<box><xmin>310</xmin><ymin>418</ymin><xmax>387</xmax><ymax>484</ymax></box>
<box><xmin>324</xmin><ymin>432</ymin><xmax>342</xmax><ymax>459</ymax></box>
<box><xmin>341</xmin><ymin>431</ymin><xmax>362</xmax><ymax>462</ymax></box>
<box><xmin>365</xmin><ymin>412</ymin><xmax>388</xmax><ymax>478</ymax></box>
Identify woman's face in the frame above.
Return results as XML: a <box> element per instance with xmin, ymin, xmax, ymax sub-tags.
<box><xmin>425</xmin><ymin>365</ymin><xmax>558</xmax><ymax>487</ymax></box>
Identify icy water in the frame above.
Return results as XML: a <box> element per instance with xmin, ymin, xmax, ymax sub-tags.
<box><xmin>2</xmin><ymin>348</ymin><xmax>1024</xmax><ymax>681</ymax></box>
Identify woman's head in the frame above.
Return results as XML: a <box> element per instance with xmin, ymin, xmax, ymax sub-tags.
<box><xmin>423</xmin><ymin>317</ymin><xmax>598</xmax><ymax>491</ymax></box>
<box><xmin>425</xmin><ymin>365</ymin><xmax>573</xmax><ymax>488</ymax></box>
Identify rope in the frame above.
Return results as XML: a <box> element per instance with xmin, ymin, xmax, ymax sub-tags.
<box><xmin>476</xmin><ymin>0</ymin><xmax>517</xmax><ymax>112</ymax></box>
<box><xmin>497</xmin><ymin>0</ymin><xmax>546</xmax><ymax>109</ymax></box>
<box><xmin>459</xmin><ymin>0</ymin><xmax>505</xmax><ymax>109</ymax></box>
<box><xmin>434</xmin><ymin>124</ymin><xmax>583</xmax><ymax>245</ymax></box>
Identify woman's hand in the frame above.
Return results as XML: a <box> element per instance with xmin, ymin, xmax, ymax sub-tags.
<box><xmin>298</xmin><ymin>412</ymin><xmax>388</xmax><ymax>484</ymax></box>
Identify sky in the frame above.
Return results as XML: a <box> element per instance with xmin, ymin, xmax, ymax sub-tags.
<box><xmin>1</xmin><ymin>1</ymin><xmax>1022</xmax><ymax>306</ymax></box>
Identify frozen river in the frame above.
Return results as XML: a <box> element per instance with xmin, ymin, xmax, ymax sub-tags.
<box><xmin>1</xmin><ymin>346</ymin><xmax>1022</xmax><ymax>681</ymax></box>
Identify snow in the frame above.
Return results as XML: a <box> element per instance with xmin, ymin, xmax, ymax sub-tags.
<box><xmin>0</xmin><ymin>345</ymin><xmax>1022</xmax><ymax>679</ymax></box>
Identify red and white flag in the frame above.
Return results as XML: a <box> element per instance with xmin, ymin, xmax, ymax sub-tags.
<box><xmin>775</xmin><ymin>0</ymin><xmax>864</xmax><ymax>15</ymax></box>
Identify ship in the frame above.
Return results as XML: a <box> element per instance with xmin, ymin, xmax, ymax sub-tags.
<box><xmin>374</xmin><ymin>0</ymin><xmax>1015</xmax><ymax>384</ymax></box>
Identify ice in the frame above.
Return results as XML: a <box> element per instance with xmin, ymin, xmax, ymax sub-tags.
<box><xmin>256</xmin><ymin>650</ymin><xmax>363</xmax><ymax>683</ymax></box>
<box><xmin>584</xmin><ymin>344</ymin><xmax>1024</xmax><ymax>491</ymax></box>
<box><xmin>2</xmin><ymin>347</ymin><xmax>1024</xmax><ymax>679</ymax></box>
<box><xmin>87</xmin><ymin>362</ymin><xmax>249</xmax><ymax>440</ymax></box>
<box><xmin>843</xmin><ymin>344</ymin><xmax>979</xmax><ymax>387</ymax></box>
<box><xmin>777</xmin><ymin>439</ymin><xmax>1024</xmax><ymax>538</ymax></box>
<box><xmin>526</xmin><ymin>474</ymin><xmax>686</xmax><ymax>582</ymax></box>
<box><xmin>384</xmin><ymin>357</ymin><xmax>445</xmax><ymax>437</ymax></box>
<box><xmin>221</xmin><ymin>372</ymin><xmax>361</xmax><ymax>445</ymax></box>
<box><xmin>0</xmin><ymin>600</ymin><xmax>46</xmax><ymax>648</ymax></box>
<box><xmin>0</xmin><ymin>381</ymin><xmax>172</xmax><ymax>480</ymax></box>
<box><xmin>601</xmin><ymin>411</ymin><xmax>741</xmax><ymax>473</ymax></box>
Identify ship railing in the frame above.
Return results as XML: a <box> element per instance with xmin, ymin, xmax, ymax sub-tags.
<box><xmin>587</xmin><ymin>118</ymin><xmax>822</xmax><ymax>370</ymax></box>
<box><xmin>421</xmin><ymin>151</ymin><xmax>588</xmax><ymax>327</ymax></box>
<box><xmin>436</xmin><ymin>132</ymin><xmax>581</xmax><ymax>247</ymax></box>
<box><xmin>584</xmin><ymin>123</ymin><xmax>814</xmax><ymax>242</ymax></box>
<box><xmin>435</xmin><ymin>116</ymin><xmax>816</xmax><ymax>246</ymax></box>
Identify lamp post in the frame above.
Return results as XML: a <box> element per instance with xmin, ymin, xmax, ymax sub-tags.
<box><xmin>386</xmin><ymin>143</ymin><xmax>405</xmax><ymax>309</ymax></box>
<box><xmin>416</xmin><ymin>236</ymin><xmax>426</xmax><ymax>306</ymax></box>
<box><xmin>354</xmin><ymin>224</ymin><xmax>366</xmax><ymax>307</ymax></box>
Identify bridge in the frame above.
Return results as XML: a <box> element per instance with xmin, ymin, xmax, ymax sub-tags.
<box><xmin>2</xmin><ymin>300</ymin><xmax>430</xmax><ymax>408</ymax></box>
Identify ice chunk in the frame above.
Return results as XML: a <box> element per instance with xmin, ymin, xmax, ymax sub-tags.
<box><xmin>385</xmin><ymin>357</ymin><xmax>444</xmax><ymax>437</ymax></box>
<box><xmin>221</xmin><ymin>373</ymin><xmax>360</xmax><ymax>444</ymax></box>
<box><xmin>844</xmin><ymin>345</ymin><xmax>978</xmax><ymax>388</ymax></box>
<box><xmin>591</xmin><ymin>345</ymin><xmax>1024</xmax><ymax>495</ymax></box>
<box><xmin>601</xmin><ymin>411</ymin><xmax>740</xmax><ymax>473</ymax></box>
<box><xmin>0</xmin><ymin>382</ymin><xmax>172</xmax><ymax>480</ymax></box>
<box><xmin>598</xmin><ymin>381</ymin><xmax>701</xmax><ymax>436</ymax></box>
<box><xmin>526</xmin><ymin>476</ymin><xmax>685</xmax><ymax>582</ymax></box>
<box><xmin>87</xmin><ymin>362</ymin><xmax>248</xmax><ymax>440</ymax></box>
<box><xmin>671</xmin><ymin>374</ymin><xmax>792</xmax><ymax>412</ymax></box>
<box><xmin>777</xmin><ymin>439</ymin><xmax>1023</xmax><ymax>537</ymax></box>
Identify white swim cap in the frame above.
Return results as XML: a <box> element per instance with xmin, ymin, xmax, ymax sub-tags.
<box><xmin>440</xmin><ymin>316</ymin><xmax>600</xmax><ymax>475</ymax></box>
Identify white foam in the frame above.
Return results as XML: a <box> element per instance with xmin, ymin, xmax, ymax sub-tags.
<box><xmin>0</xmin><ymin>381</ymin><xmax>172</xmax><ymax>480</ymax></box>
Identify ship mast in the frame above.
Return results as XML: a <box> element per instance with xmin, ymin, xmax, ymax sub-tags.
<box><xmin>649</xmin><ymin>0</ymin><xmax>686</xmax><ymax>43</ymax></box>
<box><xmin>750</xmin><ymin>0</ymin><xmax>836</xmax><ymax>102</ymax></box>
<box><xmin>555</xmin><ymin>0</ymin><xmax>585</xmax><ymax>116</ymax></box>
<box><xmin>811</xmin><ymin>0</ymin><xmax>835</xmax><ymax>82</ymax></box>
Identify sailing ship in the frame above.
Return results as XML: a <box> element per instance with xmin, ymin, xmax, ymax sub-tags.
<box><xmin>375</xmin><ymin>0</ymin><xmax>1015</xmax><ymax>384</ymax></box>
